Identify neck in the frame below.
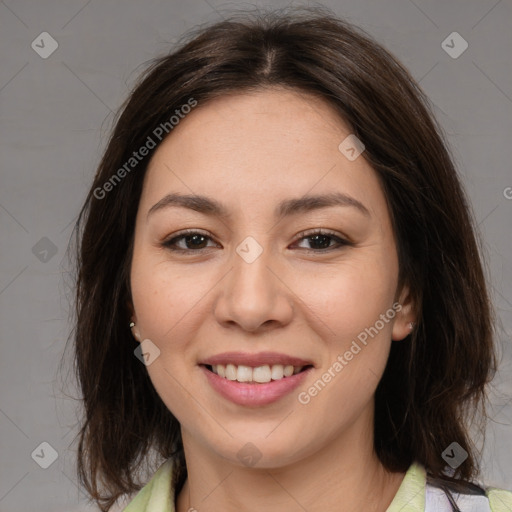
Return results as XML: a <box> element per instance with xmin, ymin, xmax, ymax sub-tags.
<box><xmin>176</xmin><ymin>403</ymin><xmax>405</xmax><ymax>512</ymax></box>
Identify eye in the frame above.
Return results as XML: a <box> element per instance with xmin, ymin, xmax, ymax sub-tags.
<box><xmin>293</xmin><ymin>229</ymin><xmax>351</xmax><ymax>252</ymax></box>
<box><xmin>161</xmin><ymin>229</ymin><xmax>218</xmax><ymax>253</ymax></box>
<box><xmin>161</xmin><ymin>229</ymin><xmax>351</xmax><ymax>254</ymax></box>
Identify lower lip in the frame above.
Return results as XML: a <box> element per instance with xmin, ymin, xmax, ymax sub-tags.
<box><xmin>201</xmin><ymin>365</ymin><xmax>312</xmax><ymax>406</ymax></box>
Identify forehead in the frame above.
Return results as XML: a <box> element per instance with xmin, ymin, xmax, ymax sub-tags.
<box><xmin>140</xmin><ymin>88</ymin><xmax>388</xmax><ymax>223</ymax></box>
<box><xmin>157</xmin><ymin>87</ymin><xmax>352</xmax><ymax>162</ymax></box>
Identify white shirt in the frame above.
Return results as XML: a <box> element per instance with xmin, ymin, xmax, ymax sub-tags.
<box><xmin>425</xmin><ymin>483</ymin><xmax>492</xmax><ymax>511</ymax></box>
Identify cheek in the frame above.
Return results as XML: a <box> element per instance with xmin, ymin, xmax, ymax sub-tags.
<box><xmin>298</xmin><ymin>252</ymin><xmax>398</xmax><ymax>400</ymax></box>
<box><xmin>297</xmin><ymin>307</ymin><xmax>394</xmax><ymax>437</ymax></box>
<box><xmin>130</xmin><ymin>247</ymin><xmax>211</xmax><ymax>340</ymax></box>
<box><xmin>300</xmin><ymin>254</ymin><xmax>398</xmax><ymax>338</ymax></box>
<box><xmin>146</xmin><ymin>360</ymin><xmax>202</xmax><ymax>420</ymax></box>
<box><xmin>130</xmin><ymin>252</ymin><xmax>204</xmax><ymax>419</ymax></box>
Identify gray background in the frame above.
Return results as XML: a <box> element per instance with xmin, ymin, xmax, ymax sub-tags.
<box><xmin>0</xmin><ymin>0</ymin><xmax>511</xmax><ymax>511</ymax></box>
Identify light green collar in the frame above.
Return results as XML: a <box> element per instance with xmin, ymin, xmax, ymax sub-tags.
<box><xmin>124</xmin><ymin>458</ymin><xmax>512</xmax><ymax>511</ymax></box>
<box><xmin>125</xmin><ymin>459</ymin><xmax>427</xmax><ymax>512</ymax></box>
<box><xmin>124</xmin><ymin>457</ymin><xmax>175</xmax><ymax>511</ymax></box>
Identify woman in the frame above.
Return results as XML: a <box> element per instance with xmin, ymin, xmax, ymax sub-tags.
<box><xmin>70</xmin><ymin>6</ymin><xmax>512</xmax><ymax>511</ymax></box>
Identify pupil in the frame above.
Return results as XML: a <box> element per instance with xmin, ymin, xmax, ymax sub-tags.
<box><xmin>187</xmin><ymin>234</ymin><xmax>206</xmax><ymax>249</ymax></box>
<box><xmin>310</xmin><ymin>234</ymin><xmax>330</xmax><ymax>249</ymax></box>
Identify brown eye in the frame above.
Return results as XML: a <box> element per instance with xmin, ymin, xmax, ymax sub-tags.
<box><xmin>162</xmin><ymin>230</ymin><xmax>218</xmax><ymax>253</ymax></box>
<box><xmin>294</xmin><ymin>230</ymin><xmax>351</xmax><ymax>252</ymax></box>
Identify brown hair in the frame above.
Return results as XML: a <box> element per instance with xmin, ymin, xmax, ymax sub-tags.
<box><xmin>64</xmin><ymin>6</ymin><xmax>497</xmax><ymax>510</ymax></box>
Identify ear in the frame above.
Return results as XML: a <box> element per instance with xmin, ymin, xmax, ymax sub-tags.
<box><xmin>127</xmin><ymin>300</ymin><xmax>141</xmax><ymax>342</ymax></box>
<box><xmin>392</xmin><ymin>285</ymin><xmax>416</xmax><ymax>341</ymax></box>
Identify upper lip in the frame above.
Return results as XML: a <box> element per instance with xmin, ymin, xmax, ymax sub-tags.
<box><xmin>200</xmin><ymin>351</ymin><xmax>314</xmax><ymax>368</ymax></box>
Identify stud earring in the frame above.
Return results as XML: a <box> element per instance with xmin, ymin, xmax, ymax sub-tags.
<box><xmin>130</xmin><ymin>321</ymin><xmax>141</xmax><ymax>342</ymax></box>
<box><xmin>408</xmin><ymin>321</ymin><xmax>416</xmax><ymax>331</ymax></box>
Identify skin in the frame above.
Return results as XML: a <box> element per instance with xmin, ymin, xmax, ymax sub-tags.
<box><xmin>129</xmin><ymin>87</ymin><xmax>416</xmax><ymax>512</ymax></box>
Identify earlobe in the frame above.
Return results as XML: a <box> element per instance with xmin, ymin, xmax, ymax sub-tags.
<box><xmin>392</xmin><ymin>286</ymin><xmax>416</xmax><ymax>341</ymax></box>
<box><xmin>127</xmin><ymin>300</ymin><xmax>141</xmax><ymax>342</ymax></box>
<box><xmin>129</xmin><ymin>320</ymin><xmax>142</xmax><ymax>342</ymax></box>
<box><xmin>391</xmin><ymin>310</ymin><xmax>416</xmax><ymax>341</ymax></box>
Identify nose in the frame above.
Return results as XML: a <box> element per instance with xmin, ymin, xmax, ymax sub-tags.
<box><xmin>213</xmin><ymin>241</ymin><xmax>294</xmax><ymax>333</ymax></box>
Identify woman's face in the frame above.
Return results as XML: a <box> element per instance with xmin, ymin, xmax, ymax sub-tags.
<box><xmin>130</xmin><ymin>87</ymin><xmax>414</xmax><ymax>468</ymax></box>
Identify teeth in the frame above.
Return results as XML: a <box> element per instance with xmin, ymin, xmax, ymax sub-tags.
<box><xmin>225</xmin><ymin>364</ymin><xmax>237</xmax><ymax>380</ymax></box>
<box><xmin>271</xmin><ymin>364</ymin><xmax>283</xmax><ymax>380</ymax></box>
<box><xmin>210</xmin><ymin>363</ymin><xmax>305</xmax><ymax>383</ymax></box>
<box><xmin>283</xmin><ymin>365</ymin><xmax>294</xmax><ymax>377</ymax></box>
<box><xmin>237</xmin><ymin>365</ymin><xmax>252</xmax><ymax>382</ymax></box>
<box><xmin>253</xmin><ymin>365</ymin><xmax>271</xmax><ymax>383</ymax></box>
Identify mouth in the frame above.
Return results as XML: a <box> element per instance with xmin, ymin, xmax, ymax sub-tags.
<box><xmin>199</xmin><ymin>352</ymin><xmax>314</xmax><ymax>406</ymax></box>
<box><xmin>202</xmin><ymin>363</ymin><xmax>313</xmax><ymax>384</ymax></box>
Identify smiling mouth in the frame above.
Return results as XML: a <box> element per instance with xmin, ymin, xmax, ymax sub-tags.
<box><xmin>203</xmin><ymin>363</ymin><xmax>313</xmax><ymax>384</ymax></box>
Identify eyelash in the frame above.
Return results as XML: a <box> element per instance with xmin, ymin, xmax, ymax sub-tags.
<box><xmin>161</xmin><ymin>228</ymin><xmax>351</xmax><ymax>254</ymax></box>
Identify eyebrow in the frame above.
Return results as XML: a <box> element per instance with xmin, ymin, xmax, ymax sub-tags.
<box><xmin>146</xmin><ymin>191</ymin><xmax>371</xmax><ymax>221</ymax></box>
